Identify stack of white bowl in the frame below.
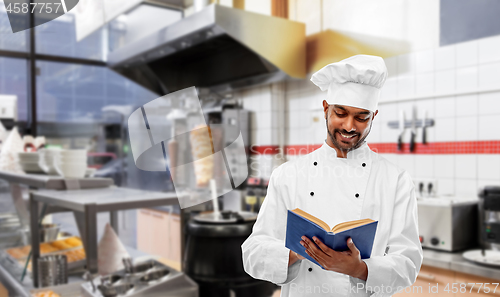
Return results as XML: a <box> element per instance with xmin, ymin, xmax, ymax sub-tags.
<box><xmin>18</xmin><ymin>152</ymin><xmax>44</xmax><ymax>173</ymax></box>
<box><xmin>54</xmin><ymin>149</ymin><xmax>88</xmax><ymax>179</ymax></box>
<box><xmin>38</xmin><ymin>148</ymin><xmax>61</xmax><ymax>175</ymax></box>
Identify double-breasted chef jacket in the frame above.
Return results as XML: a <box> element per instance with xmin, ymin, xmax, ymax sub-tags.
<box><xmin>241</xmin><ymin>140</ymin><xmax>423</xmax><ymax>297</ymax></box>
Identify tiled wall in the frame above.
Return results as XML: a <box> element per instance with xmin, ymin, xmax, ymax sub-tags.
<box><xmin>239</xmin><ymin>34</ymin><xmax>500</xmax><ymax>199</ymax></box>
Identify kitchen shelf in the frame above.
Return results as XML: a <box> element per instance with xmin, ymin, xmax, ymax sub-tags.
<box><xmin>29</xmin><ymin>187</ymin><xmax>181</xmax><ymax>288</ymax></box>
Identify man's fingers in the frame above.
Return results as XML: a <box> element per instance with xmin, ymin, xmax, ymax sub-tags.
<box><xmin>302</xmin><ymin>236</ymin><xmax>329</xmax><ymax>263</ymax></box>
<box><xmin>347</xmin><ymin>238</ymin><xmax>360</xmax><ymax>255</ymax></box>
<box><xmin>312</xmin><ymin>236</ymin><xmax>332</xmax><ymax>254</ymax></box>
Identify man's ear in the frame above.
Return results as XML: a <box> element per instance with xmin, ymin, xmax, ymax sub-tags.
<box><xmin>323</xmin><ymin>100</ymin><xmax>329</xmax><ymax>119</ymax></box>
<box><xmin>372</xmin><ymin>110</ymin><xmax>379</xmax><ymax>120</ymax></box>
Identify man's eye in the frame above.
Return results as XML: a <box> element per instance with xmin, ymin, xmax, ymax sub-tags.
<box><xmin>357</xmin><ymin>117</ymin><xmax>369</xmax><ymax>122</ymax></box>
<box><xmin>335</xmin><ymin>112</ymin><xmax>347</xmax><ymax>117</ymax></box>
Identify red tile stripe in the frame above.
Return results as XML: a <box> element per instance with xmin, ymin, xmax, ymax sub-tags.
<box><xmin>250</xmin><ymin>141</ymin><xmax>500</xmax><ymax>155</ymax></box>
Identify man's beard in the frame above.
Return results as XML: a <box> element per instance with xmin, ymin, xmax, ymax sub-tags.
<box><xmin>326</xmin><ymin>120</ymin><xmax>372</xmax><ymax>153</ymax></box>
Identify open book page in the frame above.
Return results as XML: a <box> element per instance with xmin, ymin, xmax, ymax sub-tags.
<box><xmin>331</xmin><ymin>218</ymin><xmax>375</xmax><ymax>233</ymax></box>
<box><xmin>291</xmin><ymin>208</ymin><xmax>375</xmax><ymax>233</ymax></box>
<box><xmin>291</xmin><ymin>208</ymin><xmax>330</xmax><ymax>231</ymax></box>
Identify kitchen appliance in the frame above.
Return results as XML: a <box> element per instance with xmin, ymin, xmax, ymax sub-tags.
<box><xmin>418</xmin><ymin>197</ymin><xmax>478</xmax><ymax>252</ymax></box>
<box><xmin>107</xmin><ymin>4</ymin><xmax>305</xmax><ymax>95</ymax></box>
<box><xmin>478</xmin><ymin>186</ymin><xmax>500</xmax><ymax>250</ymax></box>
<box><xmin>184</xmin><ymin>211</ymin><xmax>276</xmax><ymax>297</ymax></box>
<box><xmin>81</xmin><ymin>259</ymin><xmax>198</xmax><ymax>297</ymax></box>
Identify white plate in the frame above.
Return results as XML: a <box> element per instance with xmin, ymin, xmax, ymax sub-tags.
<box><xmin>462</xmin><ymin>249</ymin><xmax>500</xmax><ymax>268</ymax></box>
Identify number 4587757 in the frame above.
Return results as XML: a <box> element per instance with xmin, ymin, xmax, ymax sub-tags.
<box><xmin>5</xmin><ymin>2</ymin><xmax>61</xmax><ymax>14</ymax></box>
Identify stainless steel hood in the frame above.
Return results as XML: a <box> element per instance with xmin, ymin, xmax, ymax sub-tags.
<box><xmin>107</xmin><ymin>4</ymin><xmax>306</xmax><ymax>95</ymax></box>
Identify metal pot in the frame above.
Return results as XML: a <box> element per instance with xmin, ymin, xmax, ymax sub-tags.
<box><xmin>184</xmin><ymin>211</ymin><xmax>276</xmax><ymax>297</ymax></box>
<box><xmin>40</xmin><ymin>223</ymin><xmax>59</xmax><ymax>243</ymax></box>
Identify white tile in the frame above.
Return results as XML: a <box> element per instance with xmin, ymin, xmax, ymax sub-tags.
<box><xmin>288</xmin><ymin>110</ymin><xmax>299</xmax><ymax>129</ymax></box>
<box><xmin>256</xmin><ymin>111</ymin><xmax>271</xmax><ymax>130</ymax></box>
<box><xmin>380</xmin><ymin>122</ymin><xmax>400</xmax><ymax>143</ymax></box>
<box><xmin>456</xmin><ymin>66</ymin><xmax>478</xmax><ymax>92</ymax></box>
<box><xmin>478</xmin><ymin>62</ymin><xmax>500</xmax><ymax>89</ymax></box>
<box><xmin>455</xmin><ymin>116</ymin><xmax>478</xmax><ymax>141</ymax></box>
<box><xmin>456</xmin><ymin>40</ymin><xmax>478</xmax><ymax>67</ymax></box>
<box><xmin>415</xmin><ymin>73</ymin><xmax>434</xmax><ymax>96</ymax></box>
<box><xmin>298</xmin><ymin>109</ymin><xmax>311</xmax><ymax>129</ymax></box>
<box><xmin>288</xmin><ymin>128</ymin><xmax>301</xmax><ymax>145</ymax></box>
<box><xmin>479</xmin><ymin>35</ymin><xmax>500</xmax><ymax>64</ymax></box>
<box><xmin>478</xmin><ymin>155</ymin><xmax>500</xmax><ymax>180</ymax></box>
<box><xmin>435</xmin><ymin>70</ymin><xmax>455</xmax><ymax>94</ymax></box>
<box><xmin>376</xmin><ymin>102</ymin><xmax>398</xmax><ymax>124</ymax></box>
<box><xmin>478</xmin><ymin>91</ymin><xmax>500</xmax><ymax>115</ymax></box>
<box><xmin>478</xmin><ymin>115</ymin><xmax>500</xmax><ymax>140</ymax></box>
<box><xmin>455</xmin><ymin>179</ymin><xmax>478</xmax><ymax>198</ymax></box>
<box><xmin>415</xmin><ymin>49</ymin><xmax>434</xmax><ymax>74</ymax></box>
<box><xmin>434</xmin><ymin>155</ymin><xmax>454</xmax><ymax>179</ymax></box>
<box><xmin>380</xmin><ymin>78</ymin><xmax>398</xmax><ymax>102</ymax></box>
<box><xmin>456</xmin><ymin>94</ymin><xmax>478</xmax><ymax>117</ymax></box>
<box><xmin>455</xmin><ymin>155</ymin><xmax>477</xmax><ymax>179</ymax></box>
<box><xmin>397</xmin><ymin>53</ymin><xmax>416</xmax><ymax>76</ymax></box>
<box><xmin>260</xmin><ymin>90</ymin><xmax>272</xmax><ymax>112</ymax></box>
<box><xmin>436</xmin><ymin>178</ymin><xmax>455</xmax><ymax>196</ymax></box>
<box><xmin>257</xmin><ymin>128</ymin><xmax>271</xmax><ymax>145</ymax></box>
<box><xmin>397</xmin><ymin>75</ymin><xmax>415</xmax><ymax>98</ymax></box>
<box><xmin>435</xmin><ymin>96</ymin><xmax>455</xmax><ymax>118</ymax></box>
<box><xmin>415</xmin><ymin>155</ymin><xmax>434</xmax><ymax>178</ymax></box>
<box><xmin>478</xmin><ymin>179</ymin><xmax>500</xmax><ymax>191</ymax></box>
<box><xmin>366</xmin><ymin>121</ymin><xmax>381</xmax><ymax>144</ymax></box>
<box><xmin>398</xmin><ymin>155</ymin><xmax>415</xmax><ymax>177</ymax></box>
<box><xmin>435</xmin><ymin>45</ymin><xmax>456</xmax><ymax>71</ymax></box>
<box><xmin>288</xmin><ymin>97</ymin><xmax>301</xmax><ymax>111</ymax></box>
<box><xmin>415</xmin><ymin>98</ymin><xmax>435</xmax><ymax>119</ymax></box>
<box><xmin>435</xmin><ymin>118</ymin><xmax>455</xmax><ymax>142</ymax></box>
<box><xmin>384</xmin><ymin>56</ymin><xmax>399</xmax><ymax>78</ymax></box>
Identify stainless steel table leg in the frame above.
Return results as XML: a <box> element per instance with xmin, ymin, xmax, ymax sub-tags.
<box><xmin>30</xmin><ymin>193</ymin><xmax>40</xmax><ymax>288</ymax></box>
<box><xmin>84</xmin><ymin>204</ymin><xmax>98</xmax><ymax>273</ymax></box>
<box><xmin>110</xmin><ymin>211</ymin><xmax>119</xmax><ymax>235</ymax></box>
<box><xmin>73</xmin><ymin>212</ymin><xmax>86</xmax><ymax>248</ymax></box>
<box><xmin>10</xmin><ymin>183</ymin><xmax>29</xmax><ymax>227</ymax></box>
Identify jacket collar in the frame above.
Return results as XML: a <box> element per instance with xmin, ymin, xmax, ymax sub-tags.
<box><xmin>319</xmin><ymin>140</ymin><xmax>371</xmax><ymax>161</ymax></box>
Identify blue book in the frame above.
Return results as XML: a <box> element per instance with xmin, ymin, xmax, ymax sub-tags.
<box><xmin>285</xmin><ymin>208</ymin><xmax>378</xmax><ymax>268</ymax></box>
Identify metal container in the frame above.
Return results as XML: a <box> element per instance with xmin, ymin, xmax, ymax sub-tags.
<box><xmin>184</xmin><ymin>211</ymin><xmax>276</xmax><ymax>297</ymax></box>
<box><xmin>40</xmin><ymin>224</ymin><xmax>60</xmax><ymax>243</ymax></box>
<box><xmin>37</xmin><ymin>254</ymin><xmax>68</xmax><ymax>287</ymax></box>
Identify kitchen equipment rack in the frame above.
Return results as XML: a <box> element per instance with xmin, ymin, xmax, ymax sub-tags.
<box><xmin>30</xmin><ymin>187</ymin><xmax>181</xmax><ymax>287</ymax></box>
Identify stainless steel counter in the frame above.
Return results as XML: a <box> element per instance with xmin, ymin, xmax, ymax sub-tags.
<box><xmin>423</xmin><ymin>248</ymin><xmax>500</xmax><ymax>279</ymax></box>
<box><xmin>30</xmin><ymin>188</ymin><xmax>182</xmax><ymax>287</ymax></box>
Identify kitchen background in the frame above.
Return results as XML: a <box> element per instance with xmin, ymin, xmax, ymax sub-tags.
<box><xmin>1</xmin><ymin>0</ymin><xmax>500</xmax><ymax>296</ymax></box>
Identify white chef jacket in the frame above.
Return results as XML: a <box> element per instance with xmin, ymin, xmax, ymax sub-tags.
<box><xmin>241</xmin><ymin>141</ymin><xmax>423</xmax><ymax>297</ymax></box>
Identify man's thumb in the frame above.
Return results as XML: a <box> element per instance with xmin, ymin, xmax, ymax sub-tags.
<box><xmin>347</xmin><ymin>238</ymin><xmax>359</xmax><ymax>253</ymax></box>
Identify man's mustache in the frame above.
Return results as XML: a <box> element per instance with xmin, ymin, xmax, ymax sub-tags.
<box><xmin>335</xmin><ymin>129</ymin><xmax>359</xmax><ymax>137</ymax></box>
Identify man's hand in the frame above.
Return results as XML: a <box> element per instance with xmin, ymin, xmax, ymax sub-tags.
<box><xmin>300</xmin><ymin>236</ymin><xmax>368</xmax><ymax>280</ymax></box>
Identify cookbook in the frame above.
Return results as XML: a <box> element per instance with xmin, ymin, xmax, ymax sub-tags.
<box><xmin>285</xmin><ymin>208</ymin><xmax>378</xmax><ymax>268</ymax></box>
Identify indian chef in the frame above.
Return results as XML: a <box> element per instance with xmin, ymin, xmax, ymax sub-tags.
<box><xmin>241</xmin><ymin>55</ymin><xmax>423</xmax><ymax>296</ymax></box>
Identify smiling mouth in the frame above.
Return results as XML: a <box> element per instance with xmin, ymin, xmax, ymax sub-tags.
<box><xmin>337</xmin><ymin>132</ymin><xmax>358</xmax><ymax>142</ymax></box>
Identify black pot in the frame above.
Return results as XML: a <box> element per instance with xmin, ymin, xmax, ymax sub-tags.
<box><xmin>184</xmin><ymin>211</ymin><xmax>276</xmax><ymax>297</ymax></box>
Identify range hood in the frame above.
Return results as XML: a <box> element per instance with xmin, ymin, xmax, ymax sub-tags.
<box><xmin>107</xmin><ymin>4</ymin><xmax>306</xmax><ymax>95</ymax></box>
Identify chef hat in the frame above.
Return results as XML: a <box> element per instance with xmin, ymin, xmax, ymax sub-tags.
<box><xmin>310</xmin><ymin>54</ymin><xmax>388</xmax><ymax>112</ymax></box>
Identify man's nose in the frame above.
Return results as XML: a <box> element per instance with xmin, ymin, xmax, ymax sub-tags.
<box><xmin>344</xmin><ymin>117</ymin><xmax>356</xmax><ymax>132</ymax></box>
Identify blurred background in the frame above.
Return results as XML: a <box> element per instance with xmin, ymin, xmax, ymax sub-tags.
<box><xmin>0</xmin><ymin>0</ymin><xmax>500</xmax><ymax>296</ymax></box>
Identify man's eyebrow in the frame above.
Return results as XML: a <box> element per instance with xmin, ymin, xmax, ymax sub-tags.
<box><xmin>333</xmin><ymin>105</ymin><xmax>371</xmax><ymax>115</ymax></box>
